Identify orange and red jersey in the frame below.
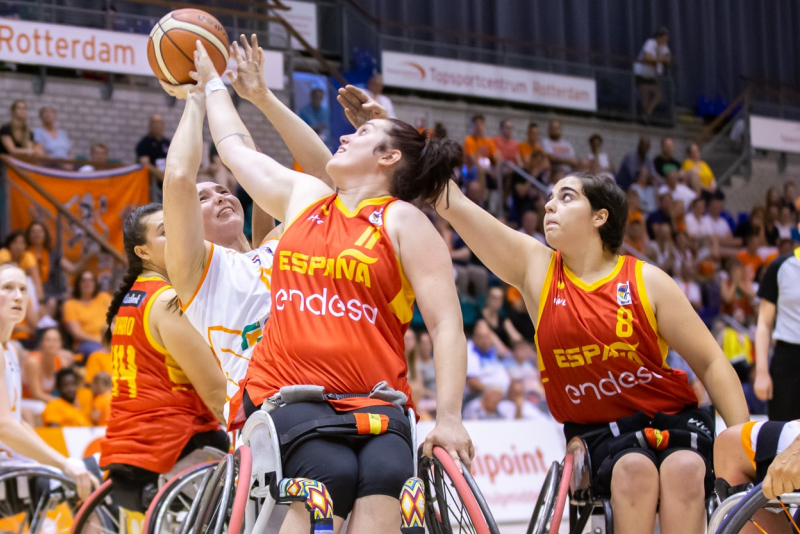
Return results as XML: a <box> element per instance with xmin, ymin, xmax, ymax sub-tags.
<box><xmin>100</xmin><ymin>276</ymin><xmax>219</xmax><ymax>473</ymax></box>
<box><xmin>232</xmin><ymin>194</ymin><xmax>416</xmax><ymax>427</ymax></box>
<box><xmin>535</xmin><ymin>252</ymin><xmax>697</xmax><ymax>425</ymax></box>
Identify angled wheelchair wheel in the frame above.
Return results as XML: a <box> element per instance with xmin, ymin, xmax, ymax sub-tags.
<box><xmin>70</xmin><ymin>479</ymin><xmax>119</xmax><ymax>534</ymax></box>
<box><xmin>144</xmin><ymin>461</ymin><xmax>218</xmax><ymax>534</ymax></box>
<box><xmin>527</xmin><ymin>461</ymin><xmax>561</xmax><ymax>534</ymax></box>
<box><xmin>190</xmin><ymin>447</ymin><xmax>252</xmax><ymax>534</ymax></box>
<box><xmin>419</xmin><ymin>446</ymin><xmax>500</xmax><ymax>534</ymax></box>
<box><xmin>714</xmin><ymin>482</ymin><xmax>800</xmax><ymax>534</ymax></box>
<box><xmin>0</xmin><ymin>465</ymin><xmax>83</xmax><ymax>534</ymax></box>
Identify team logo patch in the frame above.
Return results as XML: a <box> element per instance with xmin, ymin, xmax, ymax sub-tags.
<box><xmin>369</xmin><ymin>208</ymin><xmax>384</xmax><ymax>227</ymax></box>
<box><xmin>121</xmin><ymin>290</ymin><xmax>146</xmax><ymax>307</ymax></box>
<box><xmin>616</xmin><ymin>282</ymin><xmax>632</xmax><ymax>306</ymax></box>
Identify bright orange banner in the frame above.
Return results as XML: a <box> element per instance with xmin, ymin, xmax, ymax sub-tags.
<box><xmin>6</xmin><ymin>158</ymin><xmax>149</xmax><ymax>287</ymax></box>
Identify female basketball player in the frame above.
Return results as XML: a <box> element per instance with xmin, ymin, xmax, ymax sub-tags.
<box><xmin>434</xmin><ymin>172</ymin><xmax>748</xmax><ymax>533</ymax></box>
<box><xmin>0</xmin><ymin>264</ymin><xmax>94</xmax><ymax>500</ymax></box>
<box><xmin>101</xmin><ymin>204</ymin><xmax>229</xmax><ymax>529</ymax></box>
<box><xmin>191</xmin><ymin>40</ymin><xmax>472</xmax><ymax>534</ymax></box>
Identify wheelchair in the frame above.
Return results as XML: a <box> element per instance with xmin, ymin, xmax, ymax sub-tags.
<box><xmin>0</xmin><ymin>460</ymin><xmax>84</xmax><ymax>534</ymax></box>
<box><xmin>70</xmin><ymin>447</ymin><xmax>226</xmax><ymax>534</ymax></box>
<box><xmin>708</xmin><ymin>482</ymin><xmax>800</xmax><ymax>533</ymax></box>
<box><xmin>188</xmin><ymin>405</ymin><xmax>500</xmax><ymax>534</ymax></box>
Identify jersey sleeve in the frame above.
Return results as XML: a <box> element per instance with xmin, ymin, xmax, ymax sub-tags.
<box><xmin>758</xmin><ymin>254</ymin><xmax>789</xmax><ymax>304</ymax></box>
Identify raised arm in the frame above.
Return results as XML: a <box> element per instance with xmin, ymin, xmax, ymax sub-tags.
<box><xmin>161</xmin><ymin>89</ymin><xmax>212</xmax><ymax>302</ymax></box>
<box><xmin>151</xmin><ymin>291</ymin><xmax>227</xmax><ymax>424</ymax></box>
<box><xmin>643</xmin><ymin>263</ymin><xmax>749</xmax><ymax>427</ymax></box>
<box><xmin>194</xmin><ymin>41</ymin><xmax>332</xmax><ymax>223</ymax></box>
<box><xmin>435</xmin><ymin>181</ymin><xmax>552</xmax><ymax>291</ymax></box>
<box><xmin>387</xmin><ymin>203</ymin><xmax>473</xmax><ymax>469</ymax></box>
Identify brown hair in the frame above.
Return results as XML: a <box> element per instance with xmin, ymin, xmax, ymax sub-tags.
<box><xmin>570</xmin><ymin>172</ymin><xmax>628</xmax><ymax>252</ymax></box>
<box><xmin>9</xmin><ymin>100</ymin><xmax>31</xmax><ymax>149</ymax></box>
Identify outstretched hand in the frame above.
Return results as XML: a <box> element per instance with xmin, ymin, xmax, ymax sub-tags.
<box><xmin>422</xmin><ymin>416</ymin><xmax>474</xmax><ymax>472</ymax></box>
<box><xmin>193</xmin><ymin>40</ymin><xmax>221</xmax><ymax>85</ymax></box>
<box><xmin>337</xmin><ymin>85</ymin><xmax>388</xmax><ymax>128</ymax></box>
<box><xmin>226</xmin><ymin>34</ymin><xmax>269</xmax><ymax>104</ymax></box>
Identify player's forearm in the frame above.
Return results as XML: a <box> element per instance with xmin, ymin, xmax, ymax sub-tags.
<box><xmin>430</xmin><ymin>319</ymin><xmax>467</xmax><ymax>421</ymax></box>
<box><xmin>700</xmin><ymin>358</ymin><xmax>749</xmax><ymax>427</ymax></box>
<box><xmin>206</xmin><ymin>84</ymin><xmax>258</xmax><ymax>163</ymax></box>
<box><xmin>754</xmin><ymin>321</ymin><xmax>772</xmax><ymax>373</ymax></box>
<box><xmin>250</xmin><ymin>91</ymin><xmax>333</xmax><ymax>186</ymax></box>
<box><xmin>0</xmin><ymin>419</ymin><xmax>67</xmax><ymax>470</ymax></box>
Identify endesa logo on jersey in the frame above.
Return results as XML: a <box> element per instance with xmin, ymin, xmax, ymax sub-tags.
<box><xmin>274</xmin><ymin>287</ymin><xmax>378</xmax><ymax>324</ymax></box>
<box><xmin>565</xmin><ymin>367</ymin><xmax>664</xmax><ymax>404</ymax></box>
<box><xmin>616</xmin><ymin>282</ymin><xmax>632</xmax><ymax>306</ymax></box>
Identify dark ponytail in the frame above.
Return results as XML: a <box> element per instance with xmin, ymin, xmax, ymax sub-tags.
<box><xmin>377</xmin><ymin>119</ymin><xmax>463</xmax><ymax>206</ymax></box>
<box><xmin>104</xmin><ymin>203</ymin><xmax>162</xmax><ymax>345</ymax></box>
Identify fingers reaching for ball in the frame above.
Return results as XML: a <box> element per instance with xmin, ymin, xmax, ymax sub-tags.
<box><xmin>193</xmin><ymin>40</ymin><xmax>221</xmax><ymax>84</ymax></box>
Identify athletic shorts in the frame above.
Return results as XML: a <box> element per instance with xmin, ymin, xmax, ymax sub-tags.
<box><xmin>243</xmin><ymin>390</ymin><xmax>413</xmax><ymax>518</ymax></box>
<box><xmin>107</xmin><ymin>429</ymin><xmax>229</xmax><ymax>513</ymax></box>
<box><xmin>768</xmin><ymin>341</ymin><xmax>800</xmax><ymax>421</ymax></box>
<box><xmin>741</xmin><ymin>419</ymin><xmax>800</xmax><ymax>483</ymax></box>
<box><xmin>563</xmin><ymin>406</ymin><xmax>715</xmax><ymax>497</ymax></box>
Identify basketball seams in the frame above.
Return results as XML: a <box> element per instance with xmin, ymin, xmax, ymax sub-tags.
<box><xmin>159</xmin><ymin>18</ymin><xmax>229</xmax><ymax>61</ymax></box>
<box><xmin>150</xmin><ymin>23</ymin><xmax>178</xmax><ymax>85</ymax></box>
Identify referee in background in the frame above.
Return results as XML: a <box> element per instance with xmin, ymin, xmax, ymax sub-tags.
<box><xmin>754</xmin><ymin>222</ymin><xmax>800</xmax><ymax>420</ymax></box>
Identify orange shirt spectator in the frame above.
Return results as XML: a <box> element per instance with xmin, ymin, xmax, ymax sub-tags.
<box><xmin>519</xmin><ymin>141</ymin><xmax>543</xmax><ymax>160</ymax></box>
<box><xmin>89</xmin><ymin>371</ymin><xmax>112</xmax><ymax>426</ymax></box>
<box><xmin>63</xmin><ymin>270</ymin><xmax>112</xmax><ymax>358</ymax></box>
<box><xmin>492</xmin><ymin>119</ymin><xmax>519</xmax><ymax>162</ymax></box>
<box><xmin>21</xmin><ymin>328</ymin><xmax>72</xmax><ymax>402</ymax></box>
<box><xmin>42</xmin><ymin>368</ymin><xmax>90</xmax><ymax>427</ymax></box>
<box><xmin>84</xmin><ymin>349</ymin><xmax>112</xmax><ymax>384</ymax></box>
<box><xmin>463</xmin><ymin>135</ymin><xmax>497</xmax><ymax>162</ymax></box>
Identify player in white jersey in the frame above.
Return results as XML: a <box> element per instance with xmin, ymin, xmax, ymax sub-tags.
<box><xmin>0</xmin><ymin>264</ymin><xmax>95</xmax><ymax>499</ymax></box>
<box><xmin>160</xmin><ymin>34</ymin><xmax>384</xmax><ymax>422</ymax></box>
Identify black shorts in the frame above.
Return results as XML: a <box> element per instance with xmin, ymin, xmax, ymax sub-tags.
<box><xmin>243</xmin><ymin>390</ymin><xmax>413</xmax><ymax>518</ymax></box>
<box><xmin>563</xmin><ymin>406</ymin><xmax>715</xmax><ymax>497</ymax></box>
<box><xmin>107</xmin><ymin>429</ymin><xmax>229</xmax><ymax>513</ymax></box>
<box><xmin>768</xmin><ymin>341</ymin><xmax>800</xmax><ymax>421</ymax></box>
<box><xmin>636</xmin><ymin>76</ymin><xmax>659</xmax><ymax>87</ymax></box>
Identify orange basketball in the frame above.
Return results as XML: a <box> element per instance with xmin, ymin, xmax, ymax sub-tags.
<box><xmin>148</xmin><ymin>9</ymin><xmax>230</xmax><ymax>85</ymax></box>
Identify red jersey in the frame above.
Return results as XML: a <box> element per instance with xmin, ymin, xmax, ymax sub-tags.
<box><xmin>232</xmin><ymin>194</ymin><xmax>416</xmax><ymax>426</ymax></box>
<box><xmin>535</xmin><ymin>252</ymin><xmax>697</xmax><ymax>424</ymax></box>
<box><xmin>100</xmin><ymin>276</ymin><xmax>219</xmax><ymax>473</ymax></box>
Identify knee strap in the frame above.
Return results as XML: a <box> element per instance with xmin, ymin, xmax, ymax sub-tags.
<box><xmin>399</xmin><ymin>477</ymin><xmax>425</xmax><ymax>534</ymax></box>
<box><xmin>271</xmin><ymin>478</ymin><xmax>334</xmax><ymax>534</ymax></box>
<box><xmin>754</xmin><ymin>421</ymin><xmax>784</xmax><ymax>482</ymax></box>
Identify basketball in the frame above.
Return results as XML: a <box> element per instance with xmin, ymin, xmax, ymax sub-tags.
<box><xmin>147</xmin><ymin>9</ymin><xmax>230</xmax><ymax>85</ymax></box>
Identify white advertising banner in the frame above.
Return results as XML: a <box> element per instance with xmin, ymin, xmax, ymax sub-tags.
<box><xmin>750</xmin><ymin>115</ymin><xmax>800</xmax><ymax>154</ymax></box>
<box><xmin>417</xmin><ymin>418</ymin><xmax>566</xmax><ymax>524</ymax></box>
<box><xmin>382</xmin><ymin>51</ymin><xmax>597</xmax><ymax>112</ymax></box>
<box><xmin>269</xmin><ymin>0</ymin><xmax>318</xmax><ymax>51</ymax></box>
<box><xmin>0</xmin><ymin>19</ymin><xmax>284</xmax><ymax>89</ymax></box>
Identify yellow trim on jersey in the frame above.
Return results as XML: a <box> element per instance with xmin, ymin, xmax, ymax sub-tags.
<box><xmin>286</xmin><ymin>195</ymin><xmax>330</xmax><ymax>229</ymax></box>
<box><xmin>388</xmin><ymin>257</ymin><xmax>416</xmax><ymax>324</ymax></box>
<box><xmin>634</xmin><ymin>260</ymin><xmax>670</xmax><ymax>366</ymax></box>
<box><xmin>334</xmin><ymin>195</ymin><xmax>394</xmax><ymax>218</ymax></box>
<box><xmin>143</xmin><ymin>284</ymin><xmax>173</xmax><ymax>356</ymax></box>
<box><xmin>533</xmin><ymin>252</ymin><xmax>556</xmax><ymax>383</ymax></box>
<box><xmin>179</xmin><ymin>244</ymin><xmax>215</xmax><ymax>312</ymax></box>
<box><xmin>563</xmin><ymin>254</ymin><xmax>624</xmax><ymax>292</ymax></box>
<box><xmin>136</xmin><ymin>275</ymin><xmax>167</xmax><ymax>283</ymax></box>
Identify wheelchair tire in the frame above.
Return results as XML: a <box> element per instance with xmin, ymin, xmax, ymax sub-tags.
<box><xmin>527</xmin><ymin>461</ymin><xmax>560</xmax><ymax>534</ymax></box>
<box><xmin>419</xmin><ymin>446</ymin><xmax>500</xmax><ymax>534</ymax></box>
<box><xmin>0</xmin><ymin>466</ymin><xmax>83</xmax><ymax>534</ymax></box>
<box><xmin>143</xmin><ymin>461</ymin><xmax>218</xmax><ymax>534</ymax></box>
<box><xmin>192</xmin><ymin>454</ymin><xmax>235</xmax><ymax>534</ymax></box>
<box><xmin>70</xmin><ymin>479</ymin><xmax>118</xmax><ymax>534</ymax></box>
<box><xmin>715</xmin><ymin>482</ymin><xmax>769</xmax><ymax>534</ymax></box>
<box><xmin>227</xmin><ymin>446</ymin><xmax>252</xmax><ymax>534</ymax></box>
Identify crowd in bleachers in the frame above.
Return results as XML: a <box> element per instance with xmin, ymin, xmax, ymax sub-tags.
<box><xmin>2</xmin><ymin>96</ymin><xmax>800</xmax><ymax>429</ymax></box>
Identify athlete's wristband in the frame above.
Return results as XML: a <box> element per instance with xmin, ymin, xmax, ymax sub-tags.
<box><xmin>204</xmin><ymin>77</ymin><xmax>226</xmax><ymax>97</ymax></box>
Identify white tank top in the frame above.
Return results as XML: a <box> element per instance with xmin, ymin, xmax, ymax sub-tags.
<box><xmin>181</xmin><ymin>239</ymin><xmax>276</xmax><ymax>421</ymax></box>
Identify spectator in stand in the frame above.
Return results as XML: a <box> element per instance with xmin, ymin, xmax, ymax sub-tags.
<box><xmin>298</xmin><ymin>87</ymin><xmax>330</xmax><ymax>143</ymax></box>
<box><xmin>702</xmin><ymin>191</ymin><xmax>740</xmax><ymax>253</ymax></box>
<box><xmin>462</xmin><ymin>385</ymin><xmax>505</xmax><ymax>420</ymax></box>
<box><xmin>782</xmin><ymin>181</ymin><xmax>797</xmax><ymax>211</ymax></box>
<box><xmin>624</xmin><ymin>213</ymin><xmax>648</xmax><ymax>254</ymax></box>
<box><xmin>507</xmin><ymin>172</ymin><xmax>539</xmax><ymax>226</ymax></box>
<box><xmin>135</xmin><ymin>113</ymin><xmax>170</xmax><ymax>187</ymax></box>
<box><xmin>720</xmin><ymin>258</ymin><xmax>755</xmax><ymax>318</ymax></box>
<box><xmin>682</xmin><ymin>142</ymin><xmax>716</xmax><ymax>193</ymax></box>
<box><xmin>684</xmin><ymin>198</ymin><xmax>706</xmax><ymax>239</ymax></box>
<box><xmin>89</xmin><ymin>371</ymin><xmax>112</xmax><ymax>426</ymax></box>
<box><xmin>20</xmin><ymin>328</ymin><xmax>74</xmax><ymax>424</ymax></box>
<box><xmin>519</xmin><ymin>209</ymin><xmax>547</xmax><ymax>246</ymax></box>
<box><xmin>518</xmin><ymin>122</ymin><xmax>542</xmax><ymax>171</ymax></box>
<box><xmin>365</xmin><ymin>73</ymin><xmax>396</xmax><ymax>119</ymax></box>
<box><xmin>0</xmin><ymin>231</ymin><xmax>44</xmax><ymax>305</ymax></box>
<box><xmin>41</xmin><ymin>368</ymin><xmax>90</xmax><ymax>427</ymax></box>
<box><xmin>659</xmin><ymin>170</ymin><xmax>697</xmax><ymax>212</ymax></box>
<box><xmin>493</xmin><ymin>118</ymin><xmax>519</xmax><ymax>164</ymax></box>
<box><xmin>630</xmin><ymin>165</ymin><xmax>657</xmax><ymax>216</ymax></box>
<box><xmin>616</xmin><ymin>136</ymin><xmax>657</xmax><ymax>191</ymax></box>
<box><xmin>481</xmin><ymin>286</ymin><xmax>523</xmax><ymax>351</ymax></box>
<box><xmin>627</xmin><ymin>188</ymin><xmax>642</xmax><ymax>219</ymax></box>
<box><xmin>448</xmin><ymin>222</ymin><xmax>489</xmax><ymax>298</ymax></box>
<box><xmin>465</xmin><ymin>319</ymin><xmax>511</xmax><ymax>397</ymax></box>
<box><xmin>734</xmin><ymin>206</ymin><xmax>765</xmax><ymax>242</ymax></box>
<box><xmin>587</xmin><ymin>133</ymin><xmax>614</xmax><ymax>178</ymax></box>
<box><xmin>736</xmin><ymin>226</ymin><xmax>778</xmax><ymax>283</ymax></box>
<box><xmin>84</xmin><ymin>344</ymin><xmax>112</xmax><ymax>385</ymax></box>
<box><xmin>646</xmin><ymin>190</ymin><xmax>675</xmax><ymax>239</ymax></box>
<box><xmin>673</xmin><ymin>260</ymin><xmax>702</xmax><ymax>311</ymax></box>
<box><xmin>647</xmin><ymin>221</ymin><xmax>678</xmax><ymax>275</ymax></box>
<box><xmin>541</xmin><ymin>119</ymin><xmax>577</xmax><ymax>171</ymax></box>
<box><xmin>654</xmin><ymin>137</ymin><xmax>682</xmax><ymax>179</ymax></box>
<box><xmin>32</xmin><ymin>107</ymin><xmax>71</xmax><ymax>160</ymax></box>
<box><xmin>78</xmin><ymin>142</ymin><xmax>111</xmax><ymax>172</ymax></box>
<box><xmin>633</xmin><ymin>26</ymin><xmax>671</xmax><ymax>122</ymax></box>
<box><xmin>527</xmin><ymin>147</ymin><xmax>551</xmax><ymax>184</ymax></box>
<box><xmin>776</xmin><ymin>205</ymin><xmax>795</xmax><ymax>240</ymax></box>
<box><xmin>25</xmin><ymin>222</ymin><xmax>52</xmax><ymax>290</ymax></box>
<box><xmin>765</xmin><ymin>186</ymin><xmax>782</xmax><ymax>211</ymax></box>
<box><xmin>674</xmin><ymin>230</ymin><xmax>695</xmax><ymax>269</ymax></box>
<box><xmin>62</xmin><ymin>270</ymin><xmax>112</xmax><ymax>361</ymax></box>
<box><xmin>0</xmin><ymin>100</ymin><xmax>41</xmax><ymax>156</ymax></box>
<box><xmin>505</xmin><ymin>286</ymin><xmax>535</xmax><ymax>343</ymax></box>
<box><xmin>504</xmin><ymin>342</ymin><xmax>545</xmax><ymax>402</ymax></box>
<box><xmin>498</xmin><ymin>379</ymin><xmax>547</xmax><ymax>420</ymax></box>
<box><xmin>463</xmin><ymin>114</ymin><xmax>499</xmax><ymax>189</ymax></box>
<box><xmin>763</xmin><ymin>205</ymin><xmax>781</xmax><ymax>246</ymax></box>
